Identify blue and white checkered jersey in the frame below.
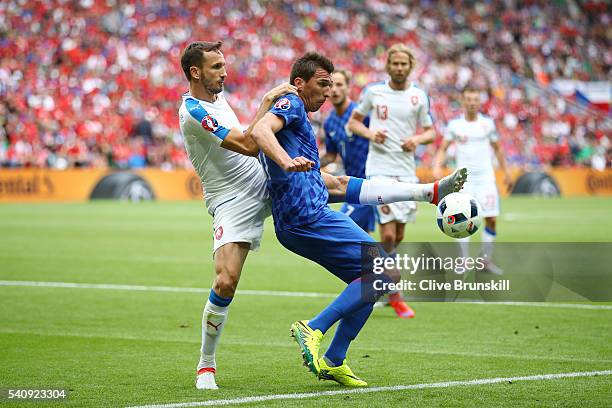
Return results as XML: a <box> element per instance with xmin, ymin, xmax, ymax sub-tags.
<box><xmin>323</xmin><ymin>101</ymin><xmax>370</xmax><ymax>178</ymax></box>
<box><xmin>261</xmin><ymin>93</ymin><xmax>329</xmax><ymax>232</ymax></box>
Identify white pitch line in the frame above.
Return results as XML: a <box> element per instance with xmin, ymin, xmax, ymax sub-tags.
<box><xmin>0</xmin><ymin>280</ymin><xmax>335</xmax><ymax>299</ymax></box>
<box><xmin>1</xmin><ymin>280</ymin><xmax>611</xmax><ymax>309</ymax></box>
<box><xmin>126</xmin><ymin>370</ymin><xmax>612</xmax><ymax>408</ymax></box>
<box><xmin>460</xmin><ymin>301</ymin><xmax>612</xmax><ymax>310</ymax></box>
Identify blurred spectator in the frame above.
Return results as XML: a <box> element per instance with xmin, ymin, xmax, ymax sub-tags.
<box><xmin>0</xmin><ymin>0</ymin><xmax>609</xmax><ymax>170</ymax></box>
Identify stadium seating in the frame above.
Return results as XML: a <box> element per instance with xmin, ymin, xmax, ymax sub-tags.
<box><xmin>1</xmin><ymin>0</ymin><xmax>609</xmax><ymax>169</ymax></box>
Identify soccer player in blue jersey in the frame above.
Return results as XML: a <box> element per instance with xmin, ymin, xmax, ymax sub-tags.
<box><xmin>320</xmin><ymin>70</ymin><xmax>376</xmax><ymax>233</ymax></box>
<box><xmin>251</xmin><ymin>53</ymin><xmax>467</xmax><ymax>386</ymax></box>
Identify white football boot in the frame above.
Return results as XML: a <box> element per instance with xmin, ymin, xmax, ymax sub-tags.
<box><xmin>195</xmin><ymin>368</ymin><xmax>218</xmax><ymax>390</ymax></box>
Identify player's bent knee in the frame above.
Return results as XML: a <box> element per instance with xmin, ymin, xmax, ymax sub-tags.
<box><xmin>213</xmin><ymin>268</ymin><xmax>239</xmax><ymax>297</ymax></box>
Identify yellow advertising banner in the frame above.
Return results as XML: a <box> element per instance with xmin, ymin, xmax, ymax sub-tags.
<box><xmin>0</xmin><ymin>168</ymin><xmax>610</xmax><ymax>203</ymax></box>
<box><xmin>0</xmin><ymin>169</ymin><xmax>202</xmax><ymax>203</ymax></box>
<box><xmin>133</xmin><ymin>169</ymin><xmax>203</xmax><ymax>201</ymax></box>
<box><xmin>0</xmin><ymin>169</ymin><xmax>106</xmax><ymax>202</ymax></box>
<box><xmin>549</xmin><ymin>168</ymin><xmax>612</xmax><ymax>196</ymax></box>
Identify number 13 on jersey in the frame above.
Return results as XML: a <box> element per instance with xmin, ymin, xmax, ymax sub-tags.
<box><xmin>376</xmin><ymin>105</ymin><xmax>388</xmax><ymax>120</ymax></box>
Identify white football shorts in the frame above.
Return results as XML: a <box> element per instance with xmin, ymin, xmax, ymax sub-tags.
<box><xmin>210</xmin><ymin>194</ymin><xmax>271</xmax><ymax>254</ymax></box>
<box><xmin>462</xmin><ymin>178</ymin><xmax>500</xmax><ymax>218</ymax></box>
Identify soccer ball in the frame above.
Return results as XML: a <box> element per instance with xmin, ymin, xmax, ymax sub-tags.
<box><xmin>436</xmin><ymin>192</ymin><xmax>482</xmax><ymax>238</ymax></box>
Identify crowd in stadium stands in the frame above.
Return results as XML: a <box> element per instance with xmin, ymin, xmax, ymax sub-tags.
<box><xmin>1</xmin><ymin>0</ymin><xmax>610</xmax><ymax>170</ymax></box>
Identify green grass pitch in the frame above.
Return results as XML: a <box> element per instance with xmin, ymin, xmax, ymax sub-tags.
<box><xmin>1</xmin><ymin>197</ymin><xmax>611</xmax><ymax>407</ymax></box>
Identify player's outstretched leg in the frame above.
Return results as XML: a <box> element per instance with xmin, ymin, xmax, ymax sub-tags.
<box><xmin>290</xmin><ymin>320</ymin><xmax>324</xmax><ymax>376</ymax></box>
<box><xmin>431</xmin><ymin>167</ymin><xmax>468</xmax><ymax>205</ymax></box>
<box><xmin>341</xmin><ymin>167</ymin><xmax>467</xmax><ymax>206</ymax></box>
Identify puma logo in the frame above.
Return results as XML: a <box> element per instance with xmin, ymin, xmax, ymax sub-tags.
<box><xmin>206</xmin><ymin>320</ymin><xmax>222</xmax><ymax>331</ymax></box>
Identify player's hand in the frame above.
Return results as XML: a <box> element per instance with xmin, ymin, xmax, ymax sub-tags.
<box><xmin>371</xmin><ymin>130</ymin><xmax>387</xmax><ymax>144</ymax></box>
<box><xmin>433</xmin><ymin>167</ymin><xmax>444</xmax><ymax>180</ymax></box>
<box><xmin>283</xmin><ymin>156</ymin><xmax>314</xmax><ymax>172</ymax></box>
<box><xmin>401</xmin><ymin>136</ymin><xmax>418</xmax><ymax>152</ymax></box>
<box><xmin>263</xmin><ymin>83</ymin><xmax>298</xmax><ymax>103</ymax></box>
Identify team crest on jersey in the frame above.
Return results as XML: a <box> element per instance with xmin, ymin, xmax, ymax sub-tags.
<box><xmin>411</xmin><ymin>96</ymin><xmax>419</xmax><ymax>106</ymax></box>
<box><xmin>201</xmin><ymin>115</ymin><xmax>219</xmax><ymax>132</ymax></box>
<box><xmin>274</xmin><ymin>97</ymin><xmax>291</xmax><ymax>110</ymax></box>
<box><xmin>214</xmin><ymin>226</ymin><xmax>224</xmax><ymax>240</ymax></box>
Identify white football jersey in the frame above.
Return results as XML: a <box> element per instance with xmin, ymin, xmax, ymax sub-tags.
<box><xmin>355</xmin><ymin>81</ymin><xmax>433</xmax><ymax>177</ymax></box>
<box><xmin>178</xmin><ymin>92</ymin><xmax>268</xmax><ymax>213</ymax></box>
<box><xmin>444</xmin><ymin>113</ymin><xmax>499</xmax><ymax>182</ymax></box>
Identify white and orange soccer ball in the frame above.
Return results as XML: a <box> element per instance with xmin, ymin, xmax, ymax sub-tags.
<box><xmin>436</xmin><ymin>192</ymin><xmax>482</xmax><ymax>238</ymax></box>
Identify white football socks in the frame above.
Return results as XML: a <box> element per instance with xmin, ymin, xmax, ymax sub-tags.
<box><xmin>357</xmin><ymin>178</ymin><xmax>433</xmax><ymax>205</ymax></box>
<box><xmin>197</xmin><ymin>300</ymin><xmax>230</xmax><ymax>371</ymax></box>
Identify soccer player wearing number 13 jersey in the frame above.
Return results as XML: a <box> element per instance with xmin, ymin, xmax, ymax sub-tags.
<box><xmin>348</xmin><ymin>43</ymin><xmax>436</xmax><ymax>318</ymax></box>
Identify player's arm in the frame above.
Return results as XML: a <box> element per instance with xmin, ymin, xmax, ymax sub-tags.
<box><xmin>220</xmin><ymin>84</ymin><xmax>297</xmax><ymax>156</ymax></box>
<box><xmin>347</xmin><ymin>87</ymin><xmax>386</xmax><ymax>143</ymax></box>
<box><xmin>251</xmin><ymin>112</ymin><xmax>314</xmax><ymax>172</ymax></box>
<box><xmin>433</xmin><ymin>139</ymin><xmax>452</xmax><ymax>179</ymax></box>
<box><xmin>491</xmin><ymin>140</ymin><xmax>513</xmax><ymax>191</ymax></box>
<box><xmin>348</xmin><ymin>111</ymin><xmax>386</xmax><ymax>144</ymax></box>
<box><xmin>402</xmin><ymin>126</ymin><xmax>435</xmax><ymax>151</ymax></box>
<box><xmin>320</xmin><ymin>172</ymin><xmax>347</xmax><ymax>202</ymax></box>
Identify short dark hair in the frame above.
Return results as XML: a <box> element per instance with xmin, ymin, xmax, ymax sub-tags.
<box><xmin>290</xmin><ymin>52</ymin><xmax>334</xmax><ymax>85</ymax></box>
<box><xmin>180</xmin><ymin>41</ymin><xmax>223</xmax><ymax>81</ymax></box>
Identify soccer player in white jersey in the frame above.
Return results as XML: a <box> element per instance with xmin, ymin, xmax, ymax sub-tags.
<box><xmin>178</xmin><ymin>40</ymin><xmax>312</xmax><ymax>390</ymax></box>
<box><xmin>433</xmin><ymin>86</ymin><xmax>512</xmax><ymax>273</ymax></box>
<box><xmin>347</xmin><ymin>43</ymin><xmax>435</xmax><ymax>319</ymax></box>
<box><xmin>178</xmin><ymin>41</ymin><xmax>467</xmax><ymax>390</ymax></box>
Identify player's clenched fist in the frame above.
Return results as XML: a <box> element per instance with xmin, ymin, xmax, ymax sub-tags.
<box><xmin>283</xmin><ymin>156</ymin><xmax>314</xmax><ymax>172</ymax></box>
